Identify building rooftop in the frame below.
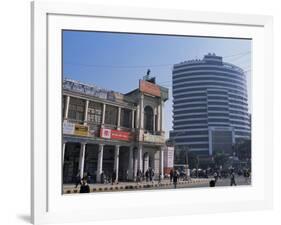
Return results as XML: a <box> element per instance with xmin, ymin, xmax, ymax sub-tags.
<box><xmin>173</xmin><ymin>53</ymin><xmax>245</xmax><ymax>73</ymax></box>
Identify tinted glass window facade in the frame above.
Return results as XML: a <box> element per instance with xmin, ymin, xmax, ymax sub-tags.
<box><xmin>173</xmin><ymin>54</ymin><xmax>250</xmax><ymax>156</ymax></box>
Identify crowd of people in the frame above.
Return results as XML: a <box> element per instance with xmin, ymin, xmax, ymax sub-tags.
<box><xmin>209</xmin><ymin>168</ymin><xmax>251</xmax><ymax>187</ymax></box>
<box><xmin>72</xmin><ymin>167</ymin><xmax>251</xmax><ymax>193</ymax></box>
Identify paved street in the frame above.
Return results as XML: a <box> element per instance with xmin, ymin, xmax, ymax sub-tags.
<box><xmin>63</xmin><ymin>176</ymin><xmax>251</xmax><ymax>194</ymax></box>
<box><xmin>184</xmin><ymin>176</ymin><xmax>251</xmax><ymax>188</ymax></box>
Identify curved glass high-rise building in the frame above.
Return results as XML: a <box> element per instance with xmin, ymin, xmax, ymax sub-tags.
<box><xmin>172</xmin><ymin>53</ymin><xmax>251</xmax><ymax>157</ymax></box>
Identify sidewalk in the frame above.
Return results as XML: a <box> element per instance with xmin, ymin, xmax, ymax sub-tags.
<box><xmin>63</xmin><ymin>178</ymin><xmax>212</xmax><ymax>194</ymax></box>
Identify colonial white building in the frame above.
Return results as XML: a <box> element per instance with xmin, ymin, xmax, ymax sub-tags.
<box><xmin>62</xmin><ymin>76</ymin><xmax>169</xmax><ymax>184</ymax></box>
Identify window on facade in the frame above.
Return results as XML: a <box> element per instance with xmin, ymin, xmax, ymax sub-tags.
<box><xmin>87</xmin><ymin>101</ymin><xmax>102</xmax><ymax>124</ymax></box>
<box><xmin>68</xmin><ymin>97</ymin><xmax>85</xmax><ymax>122</ymax></box>
<box><xmin>120</xmin><ymin>108</ymin><xmax>132</xmax><ymax>128</ymax></box>
<box><xmin>144</xmin><ymin>105</ymin><xmax>154</xmax><ymax>132</ymax></box>
<box><xmin>105</xmin><ymin>105</ymin><xmax>118</xmax><ymax>126</ymax></box>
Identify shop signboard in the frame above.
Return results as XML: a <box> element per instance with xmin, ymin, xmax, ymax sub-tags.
<box><xmin>100</xmin><ymin>128</ymin><xmax>134</xmax><ymax>141</ymax></box>
<box><xmin>63</xmin><ymin>121</ymin><xmax>75</xmax><ymax>135</ymax></box>
<box><xmin>74</xmin><ymin>124</ymin><xmax>89</xmax><ymax>136</ymax></box>
<box><xmin>63</xmin><ymin>79</ymin><xmax>110</xmax><ymax>100</ymax></box>
<box><xmin>165</xmin><ymin>146</ymin><xmax>174</xmax><ymax>168</ymax></box>
<box><xmin>143</xmin><ymin>133</ymin><xmax>165</xmax><ymax>143</ymax></box>
<box><xmin>139</xmin><ymin>80</ymin><xmax>161</xmax><ymax>97</ymax></box>
<box><xmin>100</xmin><ymin>128</ymin><xmax>111</xmax><ymax>139</ymax></box>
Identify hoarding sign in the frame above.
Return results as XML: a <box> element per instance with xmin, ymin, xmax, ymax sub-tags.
<box><xmin>111</xmin><ymin>129</ymin><xmax>134</xmax><ymax>141</ymax></box>
<box><xmin>63</xmin><ymin>79</ymin><xmax>113</xmax><ymax>101</ymax></box>
<box><xmin>100</xmin><ymin>128</ymin><xmax>111</xmax><ymax>139</ymax></box>
<box><xmin>139</xmin><ymin>80</ymin><xmax>161</xmax><ymax>97</ymax></box>
<box><xmin>100</xmin><ymin>128</ymin><xmax>134</xmax><ymax>141</ymax></box>
<box><xmin>166</xmin><ymin>147</ymin><xmax>174</xmax><ymax>168</ymax></box>
<box><xmin>74</xmin><ymin>124</ymin><xmax>89</xmax><ymax>136</ymax></box>
<box><xmin>63</xmin><ymin>121</ymin><xmax>75</xmax><ymax>135</ymax></box>
<box><xmin>143</xmin><ymin>133</ymin><xmax>165</xmax><ymax>143</ymax></box>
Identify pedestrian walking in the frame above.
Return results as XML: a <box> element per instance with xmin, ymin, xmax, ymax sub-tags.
<box><xmin>74</xmin><ymin>171</ymin><xmax>81</xmax><ymax>188</ymax></box>
<box><xmin>170</xmin><ymin>169</ymin><xmax>173</xmax><ymax>183</ymax></box>
<box><xmin>137</xmin><ymin>169</ymin><xmax>142</xmax><ymax>184</ymax></box>
<box><xmin>209</xmin><ymin>179</ymin><xmax>216</xmax><ymax>187</ymax></box>
<box><xmin>173</xmin><ymin>169</ymin><xmax>179</xmax><ymax>188</ymax></box>
<box><xmin>213</xmin><ymin>171</ymin><xmax>218</xmax><ymax>182</ymax></box>
<box><xmin>230</xmin><ymin>171</ymin><xmax>237</xmax><ymax>186</ymax></box>
<box><xmin>145</xmin><ymin>169</ymin><xmax>149</xmax><ymax>182</ymax></box>
<box><xmin>158</xmin><ymin>173</ymin><xmax>162</xmax><ymax>184</ymax></box>
<box><xmin>149</xmin><ymin>168</ymin><xmax>154</xmax><ymax>183</ymax></box>
<box><xmin>244</xmin><ymin>169</ymin><xmax>250</xmax><ymax>184</ymax></box>
<box><xmin>126</xmin><ymin>170</ymin><xmax>129</xmax><ymax>182</ymax></box>
<box><xmin>79</xmin><ymin>178</ymin><xmax>90</xmax><ymax>193</ymax></box>
<box><xmin>112</xmin><ymin>170</ymin><xmax>116</xmax><ymax>185</ymax></box>
<box><xmin>100</xmin><ymin>171</ymin><xmax>105</xmax><ymax>184</ymax></box>
<box><xmin>85</xmin><ymin>171</ymin><xmax>91</xmax><ymax>183</ymax></box>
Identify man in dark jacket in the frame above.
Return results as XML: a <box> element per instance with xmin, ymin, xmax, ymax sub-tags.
<box><xmin>170</xmin><ymin>169</ymin><xmax>173</xmax><ymax>183</ymax></box>
<box><xmin>79</xmin><ymin>178</ymin><xmax>90</xmax><ymax>193</ymax></box>
<box><xmin>230</xmin><ymin>172</ymin><xmax>237</xmax><ymax>186</ymax></box>
<box><xmin>112</xmin><ymin>170</ymin><xmax>116</xmax><ymax>185</ymax></box>
<box><xmin>173</xmin><ymin>170</ymin><xmax>179</xmax><ymax>188</ymax></box>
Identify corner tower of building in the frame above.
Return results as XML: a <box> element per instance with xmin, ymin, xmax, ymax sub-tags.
<box><xmin>172</xmin><ymin>53</ymin><xmax>250</xmax><ymax>157</ymax></box>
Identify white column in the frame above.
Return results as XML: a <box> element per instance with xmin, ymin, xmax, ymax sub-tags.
<box><xmin>160</xmin><ymin>101</ymin><xmax>165</xmax><ymax>132</ymax></box>
<box><xmin>136</xmin><ymin>105</ymin><xmax>140</xmax><ymax>129</ymax></box>
<box><xmin>64</xmin><ymin>95</ymin><xmax>70</xmax><ymax>120</ymax></box>
<box><xmin>83</xmin><ymin>100</ymin><xmax>89</xmax><ymax>125</ymax></box>
<box><xmin>78</xmin><ymin>143</ymin><xmax>86</xmax><ymax>179</ymax></box>
<box><xmin>114</xmin><ymin>145</ymin><xmax>120</xmax><ymax>182</ymax></box>
<box><xmin>62</xmin><ymin>142</ymin><xmax>66</xmax><ymax>164</ymax></box>
<box><xmin>161</xmin><ymin>100</ymin><xmax>165</xmax><ymax>133</ymax></box>
<box><xmin>96</xmin><ymin>144</ymin><xmax>104</xmax><ymax>183</ymax></box>
<box><xmin>117</xmin><ymin>107</ymin><xmax>121</xmax><ymax>130</ymax></box>
<box><xmin>133</xmin><ymin>149</ymin><xmax>138</xmax><ymax>180</ymax></box>
<box><xmin>138</xmin><ymin>144</ymin><xmax>143</xmax><ymax>172</ymax></box>
<box><xmin>128</xmin><ymin>146</ymin><xmax>134</xmax><ymax>180</ymax></box>
<box><xmin>131</xmin><ymin>110</ymin><xmax>135</xmax><ymax>129</ymax></box>
<box><xmin>102</xmin><ymin>104</ymin><xmax>106</xmax><ymax>127</ymax></box>
<box><xmin>140</xmin><ymin>94</ymin><xmax>144</xmax><ymax>129</ymax></box>
<box><xmin>143</xmin><ymin>153</ymin><xmax>149</xmax><ymax>173</ymax></box>
<box><xmin>159</xmin><ymin>147</ymin><xmax>164</xmax><ymax>179</ymax></box>
<box><xmin>157</xmin><ymin>102</ymin><xmax>161</xmax><ymax>132</ymax></box>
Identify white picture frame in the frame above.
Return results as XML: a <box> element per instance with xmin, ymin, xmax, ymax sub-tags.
<box><xmin>31</xmin><ymin>1</ymin><xmax>273</xmax><ymax>224</ymax></box>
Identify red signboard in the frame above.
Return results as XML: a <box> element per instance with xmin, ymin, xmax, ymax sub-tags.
<box><xmin>100</xmin><ymin>128</ymin><xmax>134</xmax><ymax>141</ymax></box>
<box><xmin>139</xmin><ymin>80</ymin><xmax>161</xmax><ymax>97</ymax></box>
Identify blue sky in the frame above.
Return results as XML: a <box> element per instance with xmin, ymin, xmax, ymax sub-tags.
<box><xmin>63</xmin><ymin>30</ymin><xmax>251</xmax><ymax>137</ymax></box>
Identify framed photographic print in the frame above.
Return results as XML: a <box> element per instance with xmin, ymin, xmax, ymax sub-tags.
<box><xmin>31</xmin><ymin>1</ymin><xmax>273</xmax><ymax>224</ymax></box>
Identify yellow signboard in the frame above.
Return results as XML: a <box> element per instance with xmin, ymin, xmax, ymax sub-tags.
<box><xmin>143</xmin><ymin>133</ymin><xmax>165</xmax><ymax>143</ymax></box>
<box><xmin>74</xmin><ymin>124</ymin><xmax>89</xmax><ymax>136</ymax></box>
